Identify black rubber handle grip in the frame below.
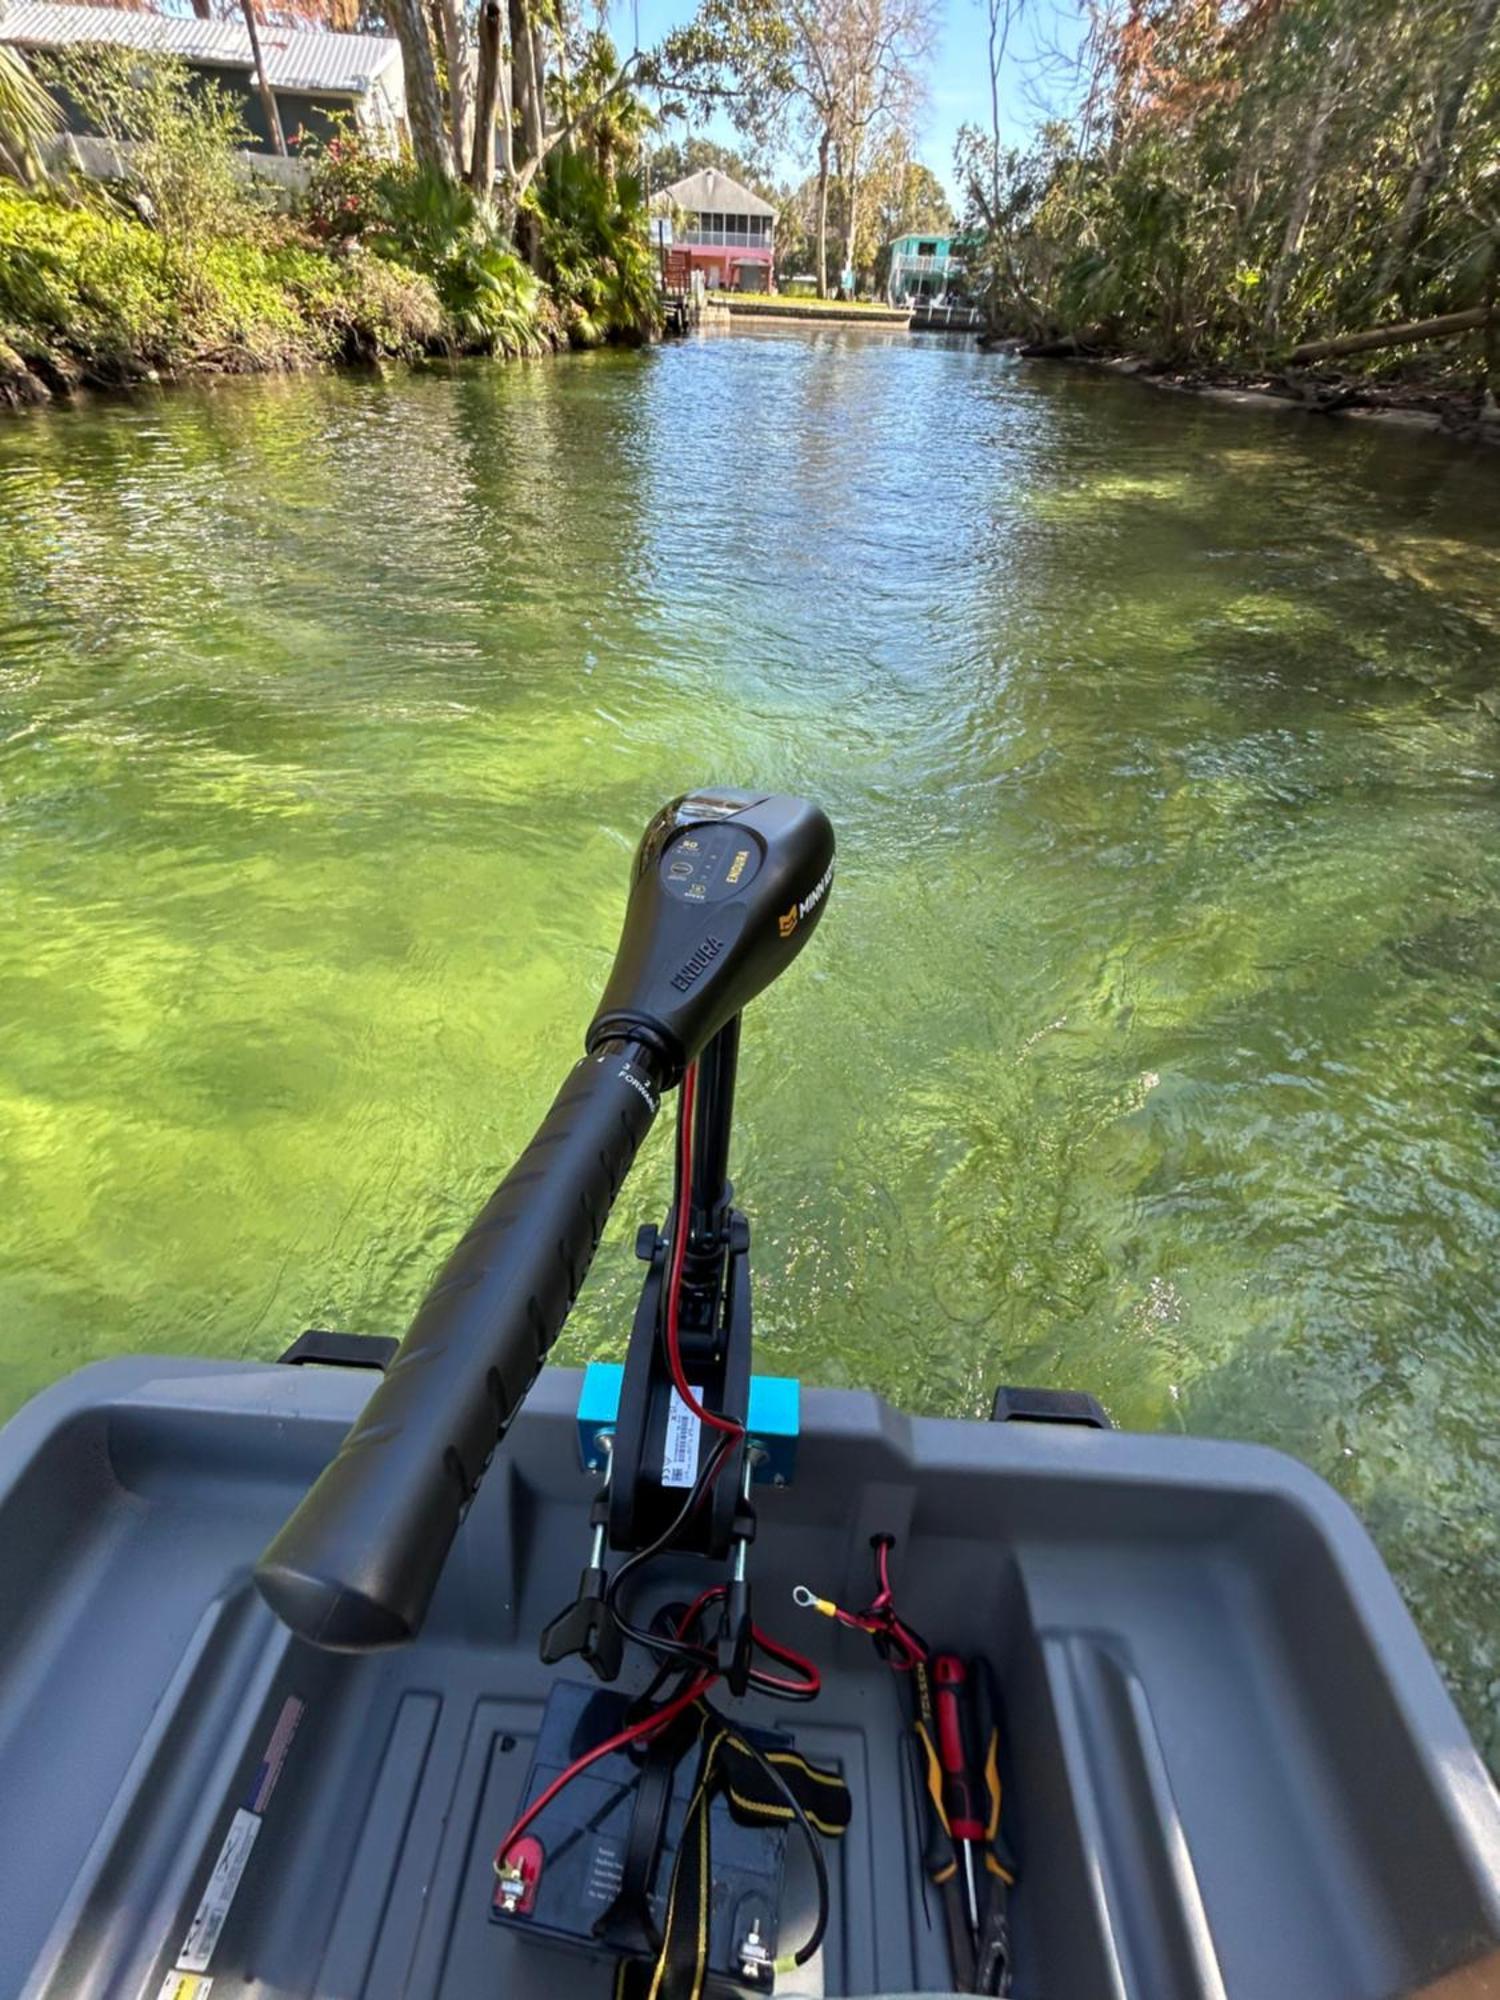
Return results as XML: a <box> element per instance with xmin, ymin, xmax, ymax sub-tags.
<box><xmin>254</xmin><ymin>1041</ymin><xmax>663</xmax><ymax>1650</ymax></box>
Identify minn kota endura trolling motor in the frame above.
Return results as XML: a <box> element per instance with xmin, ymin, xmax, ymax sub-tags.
<box><xmin>254</xmin><ymin>791</ymin><xmax>841</xmax><ymax>1989</ymax></box>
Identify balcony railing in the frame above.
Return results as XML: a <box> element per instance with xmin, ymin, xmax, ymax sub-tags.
<box><xmin>893</xmin><ymin>254</ymin><xmax>964</xmax><ymax>275</ymax></box>
<box><xmin>677</xmin><ymin>227</ymin><xmax>773</xmax><ymax>248</ymax></box>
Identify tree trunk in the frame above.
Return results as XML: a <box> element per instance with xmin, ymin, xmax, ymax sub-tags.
<box><xmin>814</xmin><ymin>127</ymin><xmax>831</xmax><ymax>299</ymax></box>
<box><xmin>1378</xmin><ymin>0</ymin><xmax>1500</xmax><ymax>302</ymax></box>
<box><xmin>509</xmin><ymin>0</ymin><xmax>544</xmax><ymax>173</ymax></box>
<box><xmin>239</xmin><ymin>0</ymin><xmax>287</xmax><ymax>155</ymax></box>
<box><xmin>554</xmin><ymin>25</ymin><xmax>572</xmax><ymax>156</ymax></box>
<box><xmin>386</xmin><ymin>0</ymin><xmax>453</xmax><ymax>178</ymax></box>
<box><xmin>495</xmin><ymin>38</ymin><xmax>514</xmax><ymax>180</ymax></box>
<box><xmin>531</xmin><ymin>18</ymin><xmax>548</xmax><ymax>146</ymax></box>
<box><xmin>1288</xmin><ymin>306</ymin><xmax>1491</xmax><ymax>363</ymax></box>
<box><xmin>843</xmin><ymin>179</ymin><xmax>860</xmax><ymax>296</ymax></box>
<box><xmin>1265</xmin><ymin>45</ymin><xmax>1347</xmax><ymax>336</ymax></box>
<box><xmin>469</xmin><ymin>0</ymin><xmax>503</xmax><ymax>193</ymax></box>
<box><xmin>840</xmin><ymin>125</ymin><xmax>866</xmax><ymax>297</ymax></box>
<box><xmin>435</xmin><ymin>0</ymin><xmax>473</xmax><ymax>176</ymax></box>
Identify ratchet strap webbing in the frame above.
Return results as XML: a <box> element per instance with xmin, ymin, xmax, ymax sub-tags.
<box><xmin>614</xmin><ymin>1704</ymin><xmax>850</xmax><ymax>2000</ymax></box>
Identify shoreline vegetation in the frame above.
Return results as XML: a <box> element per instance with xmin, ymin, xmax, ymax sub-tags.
<box><xmin>0</xmin><ymin>46</ymin><xmax>659</xmax><ymax>415</ymax></box>
<box><xmin>956</xmin><ymin>0</ymin><xmax>1500</xmax><ymax>450</ymax></box>
<box><xmin>3</xmin><ymin>2</ymin><xmax>1498</xmax><ymax>451</ymax></box>
<box><xmin>981</xmin><ymin>337</ymin><xmax>1500</xmax><ymax>446</ymax></box>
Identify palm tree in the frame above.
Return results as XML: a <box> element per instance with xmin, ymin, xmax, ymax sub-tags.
<box><xmin>0</xmin><ymin>44</ymin><xmax>60</xmax><ymax>183</ymax></box>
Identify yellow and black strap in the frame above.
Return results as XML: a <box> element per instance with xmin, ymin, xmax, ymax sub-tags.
<box><xmin>616</xmin><ymin>1707</ymin><xmax>850</xmax><ymax>2000</ymax></box>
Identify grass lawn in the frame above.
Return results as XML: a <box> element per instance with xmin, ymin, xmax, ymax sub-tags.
<box><xmin>723</xmin><ymin>293</ymin><xmax>910</xmax><ymax>320</ymax></box>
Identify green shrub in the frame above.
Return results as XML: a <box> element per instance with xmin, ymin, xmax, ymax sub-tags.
<box><xmin>268</xmin><ymin>239</ymin><xmax>445</xmax><ymax>358</ymax></box>
<box><xmin>38</xmin><ymin>48</ymin><xmax>256</xmax><ymax>249</ymax></box>
<box><xmin>0</xmin><ymin>184</ymin><xmax>180</xmax><ymax>367</ymax></box>
<box><xmin>368</xmin><ymin>168</ymin><xmax>545</xmax><ymax>355</ymax></box>
<box><xmin>291</xmin><ymin>130</ymin><xmax>547</xmax><ymax>357</ymax></box>
<box><xmin>294</xmin><ymin>116</ymin><xmax>385</xmax><ymax>243</ymax></box>
<box><xmin>0</xmin><ymin>184</ymin><xmax>444</xmax><ymax>380</ymax></box>
<box><xmin>534</xmin><ymin>152</ymin><xmax>659</xmax><ymax>346</ymax></box>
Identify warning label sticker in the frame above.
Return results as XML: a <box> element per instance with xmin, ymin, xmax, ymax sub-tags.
<box><xmin>177</xmin><ymin>1808</ymin><xmax>260</xmax><ymax>1973</ymax></box>
<box><xmin>661</xmin><ymin>1384</ymin><xmax>703</xmax><ymax>1489</ymax></box>
<box><xmin>156</xmin><ymin>1972</ymin><xmax>213</xmax><ymax>1999</ymax></box>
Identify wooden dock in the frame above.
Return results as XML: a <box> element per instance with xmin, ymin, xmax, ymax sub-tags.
<box><xmin>909</xmin><ymin>303</ymin><xmax>985</xmax><ymax>333</ymax></box>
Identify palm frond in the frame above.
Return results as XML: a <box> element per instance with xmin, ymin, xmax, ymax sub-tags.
<box><xmin>0</xmin><ymin>45</ymin><xmax>61</xmax><ymax>182</ymax></box>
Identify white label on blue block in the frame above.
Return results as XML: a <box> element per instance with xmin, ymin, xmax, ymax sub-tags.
<box><xmin>661</xmin><ymin>1385</ymin><xmax>703</xmax><ymax>1488</ymax></box>
<box><xmin>177</xmin><ymin>1808</ymin><xmax>259</xmax><ymax>1973</ymax></box>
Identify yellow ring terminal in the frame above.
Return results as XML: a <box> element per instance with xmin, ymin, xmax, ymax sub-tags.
<box><xmin>792</xmin><ymin>1584</ymin><xmax>838</xmax><ymax>1618</ymax></box>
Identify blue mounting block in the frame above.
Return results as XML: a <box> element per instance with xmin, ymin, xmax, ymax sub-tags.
<box><xmin>577</xmin><ymin>1360</ymin><xmax>799</xmax><ymax>1485</ymax></box>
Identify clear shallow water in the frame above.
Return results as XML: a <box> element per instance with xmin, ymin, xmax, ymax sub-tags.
<box><xmin>2</xmin><ymin>329</ymin><xmax>1498</xmax><ymax>1753</ymax></box>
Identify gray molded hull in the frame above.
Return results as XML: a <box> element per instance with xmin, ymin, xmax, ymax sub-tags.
<box><xmin>1</xmin><ymin>1355</ymin><xmax>1497</xmax><ymax>1998</ymax></box>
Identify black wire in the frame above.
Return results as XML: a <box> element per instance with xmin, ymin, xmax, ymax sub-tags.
<box><xmin>614</xmin><ymin>1580</ymin><xmax>820</xmax><ymax>1703</ymax></box>
<box><xmin>604</xmin><ymin>1428</ymin><xmax>736</xmax><ymax>1607</ymax></box>
<box><xmin>724</xmin><ymin>1728</ymin><xmax>831</xmax><ymax>1966</ymax></box>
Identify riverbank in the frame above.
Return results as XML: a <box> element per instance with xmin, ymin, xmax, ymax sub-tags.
<box><xmin>0</xmin><ymin>180</ymin><xmax>555</xmax><ymax>416</ymax></box>
<box><xmin>985</xmin><ymin>336</ymin><xmax>1500</xmax><ymax>448</ymax></box>
<box><xmin>0</xmin><ymin>72</ymin><xmax>658</xmax><ymax>418</ymax></box>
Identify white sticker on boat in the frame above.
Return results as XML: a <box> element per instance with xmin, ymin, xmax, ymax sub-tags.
<box><xmin>661</xmin><ymin>1385</ymin><xmax>703</xmax><ymax>1488</ymax></box>
<box><xmin>176</xmin><ymin>1807</ymin><xmax>260</xmax><ymax>1973</ymax></box>
<box><xmin>156</xmin><ymin>1974</ymin><xmax>213</xmax><ymax>2000</ymax></box>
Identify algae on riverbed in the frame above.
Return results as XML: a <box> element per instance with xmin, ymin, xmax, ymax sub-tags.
<box><xmin>1</xmin><ymin>329</ymin><xmax>1498</xmax><ymax>1758</ymax></box>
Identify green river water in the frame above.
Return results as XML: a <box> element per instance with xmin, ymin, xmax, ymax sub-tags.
<box><xmin>2</xmin><ymin>328</ymin><xmax>1498</xmax><ymax>1755</ymax></box>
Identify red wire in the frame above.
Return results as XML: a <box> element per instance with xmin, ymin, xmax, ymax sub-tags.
<box><xmin>751</xmin><ymin>1626</ymin><xmax>822</xmax><ymax>1696</ymax></box>
<box><xmin>665</xmin><ymin>1061</ymin><xmax>744</xmax><ymax>1441</ymax></box>
<box><xmin>494</xmin><ymin>1671</ymin><xmax>716</xmax><ymax>1874</ymax></box>
<box><xmin>677</xmin><ymin>1585</ymin><xmax>822</xmax><ymax>1697</ymax></box>
<box><xmin>496</xmin><ymin>1062</ymin><xmax>797</xmax><ymax>1883</ymax></box>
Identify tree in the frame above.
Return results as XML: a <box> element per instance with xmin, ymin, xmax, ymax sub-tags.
<box><xmin>460</xmin><ymin>0</ymin><xmax>790</xmax><ymax>231</ymax></box>
<box><xmin>769</xmin><ymin>0</ymin><xmax>936</xmax><ymax>295</ymax></box>
<box><xmin>862</xmin><ymin>135</ymin><xmax>953</xmax><ymax>287</ymax></box>
<box><xmin>385</xmin><ymin>0</ymin><xmax>454</xmax><ymax>177</ymax></box>
<box><xmin>238</xmin><ymin>0</ymin><xmax>287</xmax><ymax>155</ymax></box>
<box><xmin>957</xmin><ymin>0</ymin><xmax>1500</xmax><ymax>380</ymax></box>
<box><xmin>0</xmin><ymin>46</ymin><xmax>59</xmax><ymax>184</ymax></box>
<box><xmin>1376</xmin><ymin>0</ymin><xmax>1500</xmax><ymax>304</ymax></box>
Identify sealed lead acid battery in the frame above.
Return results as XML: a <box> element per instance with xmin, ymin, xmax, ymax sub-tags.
<box><xmin>490</xmin><ymin>1680</ymin><xmax>792</xmax><ymax>1991</ymax></box>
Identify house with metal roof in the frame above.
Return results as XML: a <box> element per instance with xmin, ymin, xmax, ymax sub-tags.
<box><xmin>0</xmin><ymin>1</ymin><xmax>406</xmax><ymax>155</ymax></box>
<box><xmin>659</xmin><ymin>168</ymin><xmax>776</xmax><ymax>294</ymax></box>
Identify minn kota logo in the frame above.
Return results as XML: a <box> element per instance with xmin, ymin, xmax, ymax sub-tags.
<box><xmin>779</xmin><ymin>858</ymin><xmax>834</xmax><ymax>940</ymax></box>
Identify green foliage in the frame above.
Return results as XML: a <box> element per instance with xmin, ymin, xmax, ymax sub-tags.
<box><xmin>295</xmin><ymin>118</ymin><xmax>386</xmax><ymax>242</ymax></box>
<box><xmin>0</xmin><ymin>45</ymin><xmax>60</xmax><ymax>185</ymax></box>
<box><xmin>961</xmin><ymin>0</ymin><xmax>1500</xmax><ymax>369</ymax></box>
<box><xmin>38</xmin><ymin>48</ymin><xmax>256</xmax><ymax>249</ymax></box>
<box><xmin>0</xmin><ymin>182</ymin><xmax>443</xmax><ymax>381</ymax></box>
<box><xmin>535</xmin><ymin>150</ymin><xmax>660</xmax><ymax>346</ymax></box>
<box><xmin>369</xmin><ymin>169</ymin><xmax>545</xmax><ymax>355</ymax></box>
<box><xmin>292</xmin><ymin>121</ymin><xmax>545</xmax><ymax>357</ymax></box>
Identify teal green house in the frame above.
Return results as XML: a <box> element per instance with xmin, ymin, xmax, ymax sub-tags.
<box><xmin>885</xmin><ymin>233</ymin><xmax>976</xmax><ymax>305</ymax></box>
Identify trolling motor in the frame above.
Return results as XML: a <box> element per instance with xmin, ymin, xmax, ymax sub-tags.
<box><xmin>255</xmin><ymin>789</ymin><xmax>834</xmax><ymax>1653</ymax></box>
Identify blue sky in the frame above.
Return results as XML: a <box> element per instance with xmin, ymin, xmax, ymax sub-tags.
<box><xmin>608</xmin><ymin>0</ymin><xmax>1087</xmax><ymax>204</ymax></box>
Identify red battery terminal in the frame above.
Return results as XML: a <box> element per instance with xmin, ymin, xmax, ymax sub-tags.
<box><xmin>492</xmin><ymin>1835</ymin><xmax>544</xmax><ymax>1917</ymax></box>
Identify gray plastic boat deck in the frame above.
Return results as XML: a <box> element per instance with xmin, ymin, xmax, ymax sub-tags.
<box><xmin>1</xmin><ymin>1355</ymin><xmax>1498</xmax><ymax>1999</ymax></box>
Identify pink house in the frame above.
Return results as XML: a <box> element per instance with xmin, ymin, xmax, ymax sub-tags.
<box><xmin>661</xmin><ymin>167</ymin><xmax>776</xmax><ymax>293</ymax></box>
